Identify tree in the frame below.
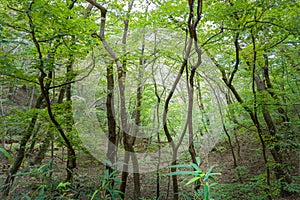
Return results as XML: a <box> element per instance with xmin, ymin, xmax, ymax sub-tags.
<box><xmin>1</xmin><ymin>0</ymin><xmax>298</xmax><ymax>199</ymax></box>
<box><xmin>202</xmin><ymin>0</ymin><xmax>299</xmax><ymax>197</ymax></box>
<box><xmin>1</xmin><ymin>0</ymin><xmax>95</xmax><ymax>195</ymax></box>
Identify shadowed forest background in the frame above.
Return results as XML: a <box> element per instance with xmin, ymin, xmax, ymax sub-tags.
<box><xmin>0</xmin><ymin>0</ymin><xmax>299</xmax><ymax>199</ymax></box>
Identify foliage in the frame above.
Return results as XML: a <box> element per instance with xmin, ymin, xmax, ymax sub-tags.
<box><xmin>0</xmin><ymin>147</ymin><xmax>14</xmax><ymax>165</ymax></box>
<box><xmin>168</xmin><ymin>157</ymin><xmax>221</xmax><ymax>200</ymax></box>
<box><xmin>215</xmin><ymin>182</ymin><xmax>267</xmax><ymax>200</ymax></box>
<box><xmin>282</xmin><ymin>176</ymin><xmax>300</xmax><ymax>195</ymax></box>
<box><xmin>0</xmin><ymin>160</ymin><xmax>54</xmax><ymax>199</ymax></box>
<box><xmin>90</xmin><ymin>167</ymin><xmax>122</xmax><ymax>200</ymax></box>
<box><xmin>215</xmin><ymin>175</ymin><xmax>280</xmax><ymax>200</ymax></box>
<box><xmin>0</xmin><ymin>0</ymin><xmax>299</xmax><ymax>199</ymax></box>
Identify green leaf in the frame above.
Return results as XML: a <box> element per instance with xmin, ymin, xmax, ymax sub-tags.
<box><xmin>90</xmin><ymin>189</ymin><xmax>99</xmax><ymax>200</ymax></box>
<box><xmin>0</xmin><ymin>147</ymin><xmax>14</xmax><ymax>165</ymax></box>
<box><xmin>21</xmin><ymin>193</ymin><xmax>31</xmax><ymax>200</ymax></box>
<box><xmin>204</xmin><ymin>166</ymin><xmax>216</xmax><ymax>181</ymax></box>
<box><xmin>209</xmin><ymin>182</ymin><xmax>218</xmax><ymax>187</ymax></box>
<box><xmin>196</xmin><ymin>157</ymin><xmax>201</xmax><ymax>166</ymax></box>
<box><xmin>168</xmin><ymin>163</ymin><xmax>192</xmax><ymax>168</ymax></box>
<box><xmin>185</xmin><ymin>176</ymin><xmax>201</xmax><ymax>186</ymax></box>
<box><xmin>167</xmin><ymin>171</ymin><xmax>196</xmax><ymax>176</ymax></box>
<box><xmin>204</xmin><ymin>182</ymin><xmax>209</xmax><ymax>200</ymax></box>
<box><xmin>190</xmin><ymin>162</ymin><xmax>202</xmax><ymax>172</ymax></box>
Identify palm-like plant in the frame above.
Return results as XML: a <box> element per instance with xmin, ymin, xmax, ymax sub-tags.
<box><xmin>168</xmin><ymin>157</ymin><xmax>221</xmax><ymax>200</ymax></box>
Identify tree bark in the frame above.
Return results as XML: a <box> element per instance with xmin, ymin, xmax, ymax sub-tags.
<box><xmin>105</xmin><ymin>61</ymin><xmax>117</xmax><ymax>196</ymax></box>
<box><xmin>65</xmin><ymin>55</ymin><xmax>76</xmax><ymax>181</ymax></box>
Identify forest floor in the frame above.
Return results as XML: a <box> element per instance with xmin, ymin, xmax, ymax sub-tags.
<box><xmin>123</xmin><ymin>132</ymin><xmax>300</xmax><ymax>200</ymax></box>
<box><xmin>1</xmin><ymin>132</ymin><xmax>299</xmax><ymax>200</ymax></box>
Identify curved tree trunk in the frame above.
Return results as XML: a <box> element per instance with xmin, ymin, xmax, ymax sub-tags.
<box><xmin>32</xmin><ymin>83</ymin><xmax>66</xmax><ymax>166</ymax></box>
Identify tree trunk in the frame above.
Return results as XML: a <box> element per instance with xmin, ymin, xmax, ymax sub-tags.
<box><xmin>65</xmin><ymin>57</ymin><xmax>76</xmax><ymax>181</ymax></box>
<box><xmin>33</xmin><ymin>84</ymin><xmax>66</xmax><ymax>165</ymax></box>
<box><xmin>105</xmin><ymin>61</ymin><xmax>117</xmax><ymax>195</ymax></box>
<box><xmin>255</xmin><ymin>75</ymin><xmax>292</xmax><ymax>196</ymax></box>
<box><xmin>39</xmin><ymin>70</ymin><xmax>76</xmax><ymax>182</ymax></box>
<box><xmin>118</xmin><ymin>3</ymin><xmax>141</xmax><ymax>198</ymax></box>
<box><xmin>206</xmin><ymin>48</ymin><xmax>272</xmax><ymax>198</ymax></box>
<box><xmin>162</xmin><ymin>60</ymin><xmax>186</xmax><ymax>200</ymax></box>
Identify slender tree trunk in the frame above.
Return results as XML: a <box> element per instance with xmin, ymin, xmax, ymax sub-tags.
<box><xmin>255</xmin><ymin>75</ymin><xmax>292</xmax><ymax>195</ymax></box>
<box><xmin>0</xmin><ymin>85</ymin><xmax>5</xmax><ymax>152</ymax></box>
<box><xmin>162</xmin><ymin>60</ymin><xmax>186</xmax><ymax>200</ymax></box>
<box><xmin>205</xmin><ymin>76</ymin><xmax>238</xmax><ymax>168</ymax></box>
<box><xmin>131</xmin><ymin>152</ymin><xmax>141</xmax><ymax>199</ymax></box>
<box><xmin>152</xmin><ymin>59</ymin><xmax>163</xmax><ymax>200</ymax></box>
<box><xmin>65</xmin><ymin>56</ymin><xmax>76</xmax><ymax>181</ymax></box>
<box><xmin>86</xmin><ymin>1</ymin><xmax>139</xmax><ymax>198</ymax></box>
<box><xmin>39</xmin><ymin>70</ymin><xmax>76</xmax><ymax>181</ymax></box>
<box><xmin>187</xmin><ymin>64</ymin><xmax>198</xmax><ymax>165</ymax></box>
<box><xmin>205</xmin><ymin>76</ymin><xmax>241</xmax><ymax>184</ymax></box>
<box><xmin>171</xmin><ymin>152</ymin><xmax>179</xmax><ymax>199</ymax></box>
<box><xmin>131</xmin><ymin>37</ymin><xmax>145</xmax><ymax>200</ymax></box>
<box><xmin>33</xmin><ymin>83</ymin><xmax>66</xmax><ymax>165</ymax></box>
<box><xmin>251</xmin><ymin>32</ymin><xmax>291</xmax><ymax>196</ymax></box>
<box><xmin>206</xmin><ymin>47</ymin><xmax>272</xmax><ymax>198</ymax></box>
<box><xmin>225</xmin><ymin>92</ymin><xmax>242</xmax><ymax>162</ymax></box>
<box><xmin>118</xmin><ymin>2</ymin><xmax>141</xmax><ymax>198</ymax></box>
<box><xmin>105</xmin><ymin>61</ymin><xmax>117</xmax><ymax>195</ymax></box>
<box><xmin>226</xmin><ymin>92</ymin><xmax>243</xmax><ymax>182</ymax></box>
<box><xmin>120</xmin><ymin>150</ymin><xmax>129</xmax><ymax>199</ymax></box>
<box><xmin>186</xmin><ymin>0</ymin><xmax>203</xmax><ymax>191</ymax></box>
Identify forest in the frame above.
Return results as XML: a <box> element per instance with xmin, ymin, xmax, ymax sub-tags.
<box><xmin>0</xmin><ymin>0</ymin><xmax>299</xmax><ymax>199</ymax></box>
